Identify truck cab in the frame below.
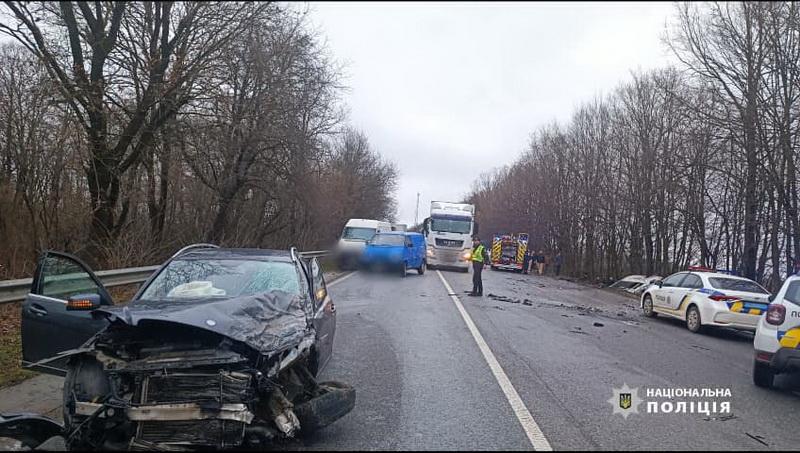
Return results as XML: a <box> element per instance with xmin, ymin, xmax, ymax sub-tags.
<box><xmin>422</xmin><ymin>201</ymin><xmax>475</xmax><ymax>273</ymax></box>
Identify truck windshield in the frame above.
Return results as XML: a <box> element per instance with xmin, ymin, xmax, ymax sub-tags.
<box><xmin>342</xmin><ymin>227</ymin><xmax>377</xmax><ymax>241</ymax></box>
<box><xmin>430</xmin><ymin>218</ymin><xmax>471</xmax><ymax>234</ymax></box>
<box><xmin>370</xmin><ymin>234</ymin><xmax>405</xmax><ymax>246</ymax></box>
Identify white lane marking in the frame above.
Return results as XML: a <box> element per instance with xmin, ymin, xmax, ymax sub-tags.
<box><xmin>328</xmin><ymin>272</ymin><xmax>355</xmax><ymax>288</ymax></box>
<box><xmin>436</xmin><ymin>270</ymin><xmax>553</xmax><ymax>451</ymax></box>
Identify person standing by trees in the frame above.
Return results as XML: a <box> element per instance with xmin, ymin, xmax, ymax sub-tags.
<box><xmin>554</xmin><ymin>251</ymin><xmax>563</xmax><ymax>276</ymax></box>
<box><xmin>535</xmin><ymin>249</ymin><xmax>546</xmax><ymax>276</ymax></box>
<box><xmin>523</xmin><ymin>247</ymin><xmax>534</xmax><ymax>274</ymax></box>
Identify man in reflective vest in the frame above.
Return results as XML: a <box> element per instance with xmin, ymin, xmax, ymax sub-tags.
<box><xmin>469</xmin><ymin>235</ymin><xmax>490</xmax><ymax>296</ymax></box>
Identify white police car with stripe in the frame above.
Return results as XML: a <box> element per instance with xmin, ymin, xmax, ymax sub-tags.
<box><xmin>641</xmin><ymin>267</ymin><xmax>770</xmax><ymax>333</ymax></box>
<box><xmin>752</xmin><ymin>274</ymin><xmax>800</xmax><ymax>388</ymax></box>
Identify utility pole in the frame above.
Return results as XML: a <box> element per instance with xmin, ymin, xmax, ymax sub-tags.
<box><xmin>414</xmin><ymin>192</ymin><xmax>420</xmax><ymax>228</ymax></box>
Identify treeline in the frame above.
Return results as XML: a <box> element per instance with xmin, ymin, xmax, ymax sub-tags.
<box><xmin>468</xmin><ymin>2</ymin><xmax>800</xmax><ymax>289</ymax></box>
<box><xmin>0</xmin><ymin>2</ymin><xmax>397</xmax><ymax>277</ymax></box>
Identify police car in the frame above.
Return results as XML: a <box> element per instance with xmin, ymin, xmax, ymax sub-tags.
<box><xmin>640</xmin><ymin>267</ymin><xmax>770</xmax><ymax>333</ymax></box>
<box><xmin>752</xmin><ymin>274</ymin><xmax>800</xmax><ymax>388</ymax></box>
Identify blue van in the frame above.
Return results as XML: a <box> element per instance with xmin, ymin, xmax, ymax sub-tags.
<box><xmin>360</xmin><ymin>232</ymin><xmax>427</xmax><ymax>276</ymax></box>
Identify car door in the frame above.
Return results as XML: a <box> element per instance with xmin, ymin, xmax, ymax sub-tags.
<box><xmin>21</xmin><ymin>251</ymin><xmax>113</xmax><ymax>375</ymax></box>
<box><xmin>652</xmin><ymin>273</ymin><xmax>687</xmax><ymax>310</ymax></box>
<box><xmin>404</xmin><ymin>236</ymin><xmax>415</xmax><ymax>267</ymax></box>
<box><xmin>668</xmin><ymin>273</ymin><xmax>702</xmax><ymax>311</ymax></box>
<box><xmin>309</xmin><ymin>257</ymin><xmax>335</xmax><ymax>373</ymax></box>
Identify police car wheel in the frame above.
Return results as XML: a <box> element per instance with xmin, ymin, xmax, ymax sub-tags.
<box><xmin>642</xmin><ymin>295</ymin><xmax>657</xmax><ymax>318</ymax></box>
<box><xmin>753</xmin><ymin>360</ymin><xmax>775</xmax><ymax>388</ymax></box>
<box><xmin>417</xmin><ymin>260</ymin><xmax>426</xmax><ymax>275</ymax></box>
<box><xmin>686</xmin><ymin>305</ymin><xmax>703</xmax><ymax>333</ymax></box>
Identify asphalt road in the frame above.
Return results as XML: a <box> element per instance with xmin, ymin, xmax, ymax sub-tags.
<box><xmin>291</xmin><ymin>267</ymin><xmax>800</xmax><ymax>451</ymax></box>
<box><xmin>3</xmin><ymin>268</ymin><xmax>800</xmax><ymax>451</ymax></box>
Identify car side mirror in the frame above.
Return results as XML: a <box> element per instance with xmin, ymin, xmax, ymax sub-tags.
<box><xmin>769</xmin><ymin>294</ymin><xmax>776</xmax><ymax>302</ymax></box>
<box><xmin>66</xmin><ymin>293</ymin><xmax>102</xmax><ymax>311</ymax></box>
<box><xmin>407</xmin><ymin>243</ymin><xmax>413</xmax><ymax>248</ymax></box>
<box><xmin>656</xmin><ymin>280</ymin><xmax>664</xmax><ymax>288</ymax></box>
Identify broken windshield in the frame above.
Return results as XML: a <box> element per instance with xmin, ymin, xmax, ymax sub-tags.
<box><xmin>140</xmin><ymin>259</ymin><xmax>301</xmax><ymax>300</ymax></box>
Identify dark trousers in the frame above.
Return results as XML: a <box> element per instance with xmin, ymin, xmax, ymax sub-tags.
<box><xmin>472</xmin><ymin>261</ymin><xmax>484</xmax><ymax>295</ymax></box>
<box><xmin>555</xmin><ymin>264</ymin><xmax>561</xmax><ymax>276</ymax></box>
<box><xmin>522</xmin><ymin>255</ymin><xmax>532</xmax><ymax>273</ymax></box>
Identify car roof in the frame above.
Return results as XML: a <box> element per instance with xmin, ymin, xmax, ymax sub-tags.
<box><xmin>689</xmin><ymin>271</ymin><xmax>752</xmax><ymax>281</ymax></box>
<box><xmin>176</xmin><ymin>248</ymin><xmax>294</xmax><ymax>262</ymax></box>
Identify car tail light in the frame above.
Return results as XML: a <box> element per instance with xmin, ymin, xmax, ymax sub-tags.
<box><xmin>765</xmin><ymin>304</ymin><xmax>786</xmax><ymax>325</ymax></box>
<box><xmin>709</xmin><ymin>294</ymin><xmax>739</xmax><ymax>301</ymax></box>
<box><xmin>755</xmin><ymin>351</ymin><xmax>773</xmax><ymax>363</ymax></box>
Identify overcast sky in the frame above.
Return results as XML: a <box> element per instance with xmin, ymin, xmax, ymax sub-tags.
<box><xmin>309</xmin><ymin>1</ymin><xmax>678</xmax><ymax>226</ymax></box>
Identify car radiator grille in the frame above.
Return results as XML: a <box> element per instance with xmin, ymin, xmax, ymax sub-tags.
<box><xmin>133</xmin><ymin>420</ymin><xmax>245</xmax><ymax>448</ymax></box>
<box><xmin>133</xmin><ymin>371</ymin><xmax>252</xmax><ymax>448</ymax></box>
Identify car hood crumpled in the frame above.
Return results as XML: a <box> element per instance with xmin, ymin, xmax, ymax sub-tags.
<box><xmin>94</xmin><ymin>290</ymin><xmax>311</xmax><ymax>355</ymax></box>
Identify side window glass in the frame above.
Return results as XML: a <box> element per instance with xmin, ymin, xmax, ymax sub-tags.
<box><xmin>39</xmin><ymin>255</ymin><xmax>100</xmax><ymax>300</ymax></box>
<box><xmin>311</xmin><ymin>259</ymin><xmax>327</xmax><ymax>306</ymax></box>
<box><xmin>681</xmin><ymin>274</ymin><xmax>702</xmax><ymax>289</ymax></box>
<box><xmin>662</xmin><ymin>274</ymin><xmax>685</xmax><ymax>288</ymax></box>
<box><xmin>784</xmin><ymin>281</ymin><xmax>800</xmax><ymax>305</ymax></box>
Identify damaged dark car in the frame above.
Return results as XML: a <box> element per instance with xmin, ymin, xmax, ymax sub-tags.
<box><xmin>0</xmin><ymin>245</ymin><xmax>354</xmax><ymax>450</ymax></box>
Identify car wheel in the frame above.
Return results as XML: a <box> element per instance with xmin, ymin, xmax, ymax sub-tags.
<box><xmin>400</xmin><ymin>262</ymin><xmax>407</xmax><ymax>277</ymax></box>
<box><xmin>686</xmin><ymin>305</ymin><xmax>703</xmax><ymax>333</ymax></box>
<box><xmin>753</xmin><ymin>360</ymin><xmax>775</xmax><ymax>388</ymax></box>
<box><xmin>417</xmin><ymin>260</ymin><xmax>426</xmax><ymax>275</ymax></box>
<box><xmin>295</xmin><ymin>381</ymin><xmax>356</xmax><ymax>434</ymax></box>
<box><xmin>642</xmin><ymin>295</ymin><xmax>657</xmax><ymax>318</ymax></box>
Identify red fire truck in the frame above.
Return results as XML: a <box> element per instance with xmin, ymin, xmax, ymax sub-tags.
<box><xmin>490</xmin><ymin>233</ymin><xmax>529</xmax><ymax>271</ymax></box>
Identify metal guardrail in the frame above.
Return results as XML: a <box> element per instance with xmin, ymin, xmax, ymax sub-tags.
<box><xmin>0</xmin><ymin>250</ymin><xmax>331</xmax><ymax>305</ymax></box>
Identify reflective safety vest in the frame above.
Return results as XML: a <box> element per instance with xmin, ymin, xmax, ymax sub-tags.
<box><xmin>472</xmin><ymin>244</ymin><xmax>486</xmax><ymax>263</ymax></box>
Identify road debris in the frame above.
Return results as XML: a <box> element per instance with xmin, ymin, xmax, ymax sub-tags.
<box><xmin>745</xmin><ymin>433</ymin><xmax>769</xmax><ymax>447</ymax></box>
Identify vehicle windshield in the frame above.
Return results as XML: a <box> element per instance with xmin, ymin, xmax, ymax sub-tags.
<box><xmin>430</xmin><ymin>217</ymin><xmax>472</xmax><ymax>234</ymax></box>
<box><xmin>369</xmin><ymin>234</ymin><xmax>405</xmax><ymax>246</ymax></box>
<box><xmin>708</xmin><ymin>277</ymin><xmax>768</xmax><ymax>294</ymax></box>
<box><xmin>139</xmin><ymin>259</ymin><xmax>300</xmax><ymax>300</ymax></box>
<box><xmin>342</xmin><ymin>227</ymin><xmax>377</xmax><ymax>241</ymax></box>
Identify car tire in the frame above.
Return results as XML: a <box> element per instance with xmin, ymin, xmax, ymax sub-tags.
<box><xmin>400</xmin><ymin>262</ymin><xmax>406</xmax><ymax>277</ymax></box>
<box><xmin>295</xmin><ymin>381</ymin><xmax>356</xmax><ymax>434</ymax></box>
<box><xmin>753</xmin><ymin>360</ymin><xmax>775</xmax><ymax>388</ymax></box>
<box><xmin>642</xmin><ymin>295</ymin><xmax>657</xmax><ymax>318</ymax></box>
<box><xmin>417</xmin><ymin>260</ymin><xmax>426</xmax><ymax>275</ymax></box>
<box><xmin>686</xmin><ymin>305</ymin><xmax>703</xmax><ymax>333</ymax></box>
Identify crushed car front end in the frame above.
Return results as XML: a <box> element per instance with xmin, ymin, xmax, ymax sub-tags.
<box><xmin>53</xmin><ymin>285</ymin><xmax>354</xmax><ymax>450</ymax></box>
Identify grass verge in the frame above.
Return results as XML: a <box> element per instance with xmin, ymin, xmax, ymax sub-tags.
<box><xmin>0</xmin><ymin>302</ymin><xmax>36</xmax><ymax>388</ymax></box>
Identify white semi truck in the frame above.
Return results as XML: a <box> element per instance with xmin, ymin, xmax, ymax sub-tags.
<box><xmin>422</xmin><ymin>201</ymin><xmax>476</xmax><ymax>272</ymax></box>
